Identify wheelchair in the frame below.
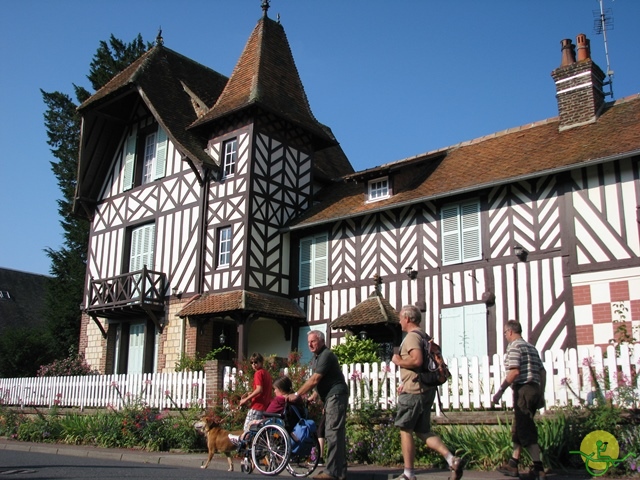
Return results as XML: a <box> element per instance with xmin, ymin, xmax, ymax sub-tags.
<box><xmin>237</xmin><ymin>403</ymin><xmax>320</xmax><ymax>476</ymax></box>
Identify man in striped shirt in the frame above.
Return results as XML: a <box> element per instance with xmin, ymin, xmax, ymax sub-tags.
<box><xmin>493</xmin><ymin>320</ymin><xmax>547</xmax><ymax>480</ymax></box>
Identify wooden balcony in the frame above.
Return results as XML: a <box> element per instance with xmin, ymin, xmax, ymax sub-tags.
<box><xmin>85</xmin><ymin>267</ymin><xmax>167</xmax><ymax>335</ymax></box>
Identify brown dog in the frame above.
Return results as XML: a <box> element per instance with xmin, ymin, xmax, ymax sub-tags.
<box><xmin>194</xmin><ymin>417</ymin><xmax>243</xmax><ymax>471</ymax></box>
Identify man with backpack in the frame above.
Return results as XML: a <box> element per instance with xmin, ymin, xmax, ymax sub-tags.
<box><xmin>391</xmin><ymin>305</ymin><xmax>463</xmax><ymax>480</ymax></box>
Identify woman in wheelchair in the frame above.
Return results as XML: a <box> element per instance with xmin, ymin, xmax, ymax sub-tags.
<box><xmin>229</xmin><ymin>376</ymin><xmax>303</xmax><ymax>445</ymax></box>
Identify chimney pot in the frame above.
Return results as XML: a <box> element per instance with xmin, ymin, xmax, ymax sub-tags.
<box><xmin>559</xmin><ymin>38</ymin><xmax>576</xmax><ymax>67</ymax></box>
<box><xmin>576</xmin><ymin>33</ymin><xmax>591</xmax><ymax>61</ymax></box>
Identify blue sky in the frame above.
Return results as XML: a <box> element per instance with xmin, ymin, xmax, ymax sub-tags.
<box><xmin>1</xmin><ymin>0</ymin><xmax>639</xmax><ymax>276</ymax></box>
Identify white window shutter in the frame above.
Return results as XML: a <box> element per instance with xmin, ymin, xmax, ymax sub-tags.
<box><xmin>141</xmin><ymin>224</ymin><xmax>155</xmax><ymax>269</ymax></box>
<box><xmin>123</xmin><ymin>133</ymin><xmax>137</xmax><ymax>191</ymax></box>
<box><xmin>441</xmin><ymin>205</ymin><xmax>461</xmax><ymax>265</ymax></box>
<box><xmin>130</xmin><ymin>224</ymin><xmax>155</xmax><ymax>272</ymax></box>
<box><xmin>314</xmin><ymin>234</ymin><xmax>328</xmax><ymax>287</ymax></box>
<box><xmin>299</xmin><ymin>238</ymin><xmax>313</xmax><ymax>290</ymax></box>
<box><xmin>130</xmin><ymin>227</ymin><xmax>142</xmax><ymax>272</ymax></box>
<box><xmin>461</xmin><ymin>202</ymin><xmax>481</xmax><ymax>262</ymax></box>
<box><xmin>153</xmin><ymin>127</ymin><xmax>168</xmax><ymax>180</ymax></box>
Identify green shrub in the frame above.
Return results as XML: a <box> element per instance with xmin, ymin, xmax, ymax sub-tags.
<box><xmin>16</xmin><ymin>411</ymin><xmax>62</xmax><ymax>442</ymax></box>
<box><xmin>332</xmin><ymin>334</ymin><xmax>381</xmax><ymax>365</ymax></box>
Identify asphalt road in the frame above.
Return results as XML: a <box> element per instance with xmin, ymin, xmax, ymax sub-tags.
<box><xmin>0</xmin><ymin>439</ymin><xmax>597</xmax><ymax>480</ymax></box>
<box><xmin>0</xmin><ymin>448</ymin><xmax>246</xmax><ymax>479</ymax></box>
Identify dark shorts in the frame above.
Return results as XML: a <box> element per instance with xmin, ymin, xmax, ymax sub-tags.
<box><xmin>512</xmin><ymin>383</ymin><xmax>542</xmax><ymax>447</ymax></box>
<box><xmin>394</xmin><ymin>389</ymin><xmax>437</xmax><ymax>435</ymax></box>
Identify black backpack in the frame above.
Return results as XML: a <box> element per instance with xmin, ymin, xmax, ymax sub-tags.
<box><xmin>412</xmin><ymin>330</ymin><xmax>451</xmax><ymax>387</ymax></box>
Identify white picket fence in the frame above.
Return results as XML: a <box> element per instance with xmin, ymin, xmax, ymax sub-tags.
<box><xmin>224</xmin><ymin>344</ymin><xmax>640</xmax><ymax>415</ymax></box>
<box><xmin>1</xmin><ymin>345</ymin><xmax>638</xmax><ymax>413</ymax></box>
<box><xmin>0</xmin><ymin>371</ymin><xmax>205</xmax><ymax>410</ymax></box>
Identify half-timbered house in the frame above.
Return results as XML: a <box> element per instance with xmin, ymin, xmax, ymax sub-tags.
<box><xmin>75</xmin><ymin>8</ymin><xmax>640</xmax><ymax>373</ymax></box>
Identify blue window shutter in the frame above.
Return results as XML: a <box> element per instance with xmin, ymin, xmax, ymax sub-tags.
<box><xmin>123</xmin><ymin>133</ymin><xmax>137</xmax><ymax>191</ymax></box>
<box><xmin>153</xmin><ymin>128</ymin><xmax>168</xmax><ymax>180</ymax></box>
<box><xmin>440</xmin><ymin>307</ymin><xmax>465</xmax><ymax>359</ymax></box>
<box><xmin>463</xmin><ymin>303</ymin><xmax>488</xmax><ymax>359</ymax></box>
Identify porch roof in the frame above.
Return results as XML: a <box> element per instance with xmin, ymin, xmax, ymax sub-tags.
<box><xmin>330</xmin><ymin>290</ymin><xmax>399</xmax><ymax>329</ymax></box>
<box><xmin>177</xmin><ymin>290</ymin><xmax>305</xmax><ymax>321</ymax></box>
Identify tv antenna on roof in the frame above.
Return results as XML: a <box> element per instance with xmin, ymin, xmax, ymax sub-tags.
<box><xmin>593</xmin><ymin>0</ymin><xmax>614</xmax><ymax>98</ymax></box>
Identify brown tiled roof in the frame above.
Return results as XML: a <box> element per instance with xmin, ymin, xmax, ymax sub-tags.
<box><xmin>79</xmin><ymin>44</ymin><xmax>228</xmax><ymax>167</ymax></box>
<box><xmin>290</xmin><ymin>94</ymin><xmax>640</xmax><ymax>228</ymax></box>
<box><xmin>74</xmin><ymin>45</ymin><xmax>228</xmax><ymax>217</ymax></box>
<box><xmin>330</xmin><ymin>291</ymin><xmax>399</xmax><ymax>329</ymax></box>
<box><xmin>178</xmin><ymin>290</ymin><xmax>306</xmax><ymax>320</ymax></box>
<box><xmin>189</xmin><ymin>15</ymin><xmax>334</xmax><ymax>146</ymax></box>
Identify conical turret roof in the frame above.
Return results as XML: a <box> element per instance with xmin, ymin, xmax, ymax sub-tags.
<box><xmin>190</xmin><ymin>14</ymin><xmax>334</xmax><ymax>146</ymax></box>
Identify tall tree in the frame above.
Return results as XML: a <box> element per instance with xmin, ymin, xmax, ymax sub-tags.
<box><xmin>41</xmin><ymin>34</ymin><xmax>150</xmax><ymax>360</ymax></box>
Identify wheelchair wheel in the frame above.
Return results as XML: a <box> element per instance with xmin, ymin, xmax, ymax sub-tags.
<box><xmin>286</xmin><ymin>434</ymin><xmax>320</xmax><ymax>477</ymax></box>
<box><xmin>251</xmin><ymin>423</ymin><xmax>291</xmax><ymax>476</ymax></box>
<box><xmin>241</xmin><ymin>455</ymin><xmax>254</xmax><ymax>474</ymax></box>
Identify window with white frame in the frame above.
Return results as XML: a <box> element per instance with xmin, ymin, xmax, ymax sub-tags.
<box><xmin>440</xmin><ymin>303</ymin><xmax>487</xmax><ymax>360</ymax></box>
<box><xmin>441</xmin><ymin>201</ymin><xmax>481</xmax><ymax>265</ymax></box>
<box><xmin>218</xmin><ymin>226</ymin><xmax>232</xmax><ymax>267</ymax></box>
<box><xmin>299</xmin><ymin>233</ymin><xmax>328</xmax><ymax>290</ymax></box>
<box><xmin>368</xmin><ymin>177</ymin><xmax>390</xmax><ymax>201</ymax></box>
<box><xmin>141</xmin><ymin>132</ymin><xmax>157</xmax><ymax>185</ymax></box>
<box><xmin>123</xmin><ymin>126</ymin><xmax>168</xmax><ymax>190</ymax></box>
<box><xmin>222</xmin><ymin>138</ymin><xmax>238</xmax><ymax>178</ymax></box>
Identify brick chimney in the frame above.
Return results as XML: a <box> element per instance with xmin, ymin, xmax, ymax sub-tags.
<box><xmin>551</xmin><ymin>34</ymin><xmax>606</xmax><ymax>131</ymax></box>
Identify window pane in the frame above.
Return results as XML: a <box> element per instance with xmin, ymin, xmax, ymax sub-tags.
<box><xmin>369</xmin><ymin>178</ymin><xmax>389</xmax><ymax>200</ymax></box>
<box><xmin>142</xmin><ymin>132</ymin><xmax>156</xmax><ymax>185</ymax></box>
<box><xmin>223</xmin><ymin>139</ymin><xmax>237</xmax><ymax>177</ymax></box>
<box><xmin>218</xmin><ymin>227</ymin><xmax>232</xmax><ymax>267</ymax></box>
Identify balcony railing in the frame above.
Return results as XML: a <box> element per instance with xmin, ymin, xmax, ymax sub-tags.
<box><xmin>86</xmin><ymin>267</ymin><xmax>166</xmax><ymax>318</ymax></box>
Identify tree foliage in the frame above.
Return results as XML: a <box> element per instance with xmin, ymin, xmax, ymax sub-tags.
<box><xmin>0</xmin><ymin>326</ymin><xmax>54</xmax><ymax>377</ymax></box>
<box><xmin>40</xmin><ymin>34</ymin><xmax>151</xmax><ymax>362</ymax></box>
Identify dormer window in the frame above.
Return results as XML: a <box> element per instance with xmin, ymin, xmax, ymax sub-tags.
<box><xmin>123</xmin><ymin>125</ymin><xmax>168</xmax><ymax>191</ymax></box>
<box><xmin>367</xmin><ymin>177</ymin><xmax>390</xmax><ymax>202</ymax></box>
<box><xmin>222</xmin><ymin>138</ymin><xmax>238</xmax><ymax>178</ymax></box>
